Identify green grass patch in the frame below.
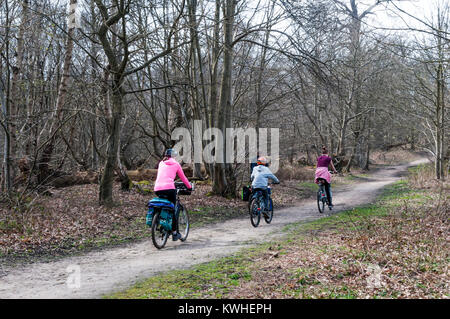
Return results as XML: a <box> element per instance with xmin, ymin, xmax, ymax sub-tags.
<box><xmin>188</xmin><ymin>206</ymin><xmax>243</xmax><ymax>227</ymax></box>
<box><xmin>106</xmin><ymin>252</ymin><xmax>257</xmax><ymax>299</ymax></box>
<box><xmin>345</xmin><ymin>173</ymin><xmax>369</xmax><ymax>180</ymax></box>
<box><xmin>407</xmin><ymin>163</ymin><xmax>432</xmax><ymax>174</ymax></box>
<box><xmin>297</xmin><ymin>182</ymin><xmax>318</xmax><ymax>192</ymax></box>
<box><xmin>0</xmin><ymin>220</ymin><xmax>21</xmax><ymax>232</ymax></box>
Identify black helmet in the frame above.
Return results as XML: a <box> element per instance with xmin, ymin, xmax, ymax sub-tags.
<box><xmin>164</xmin><ymin>149</ymin><xmax>178</xmax><ymax>158</ymax></box>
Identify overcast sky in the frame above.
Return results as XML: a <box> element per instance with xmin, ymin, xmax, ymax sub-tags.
<box><xmin>65</xmin><ymin>0</ymin><xmax>446</xmax><ymax>40</ymax></box>
<box><xmin>366</xmin><ymin>0</ymin><xmax>447</xmax><ymax>30</ymax></box>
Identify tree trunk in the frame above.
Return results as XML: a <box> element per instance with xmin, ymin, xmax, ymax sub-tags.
<box><xmin>8</xmin><ymin>0</ymin><xmax>28</xmax><ymax>183</ymax></box>
<box><xmin>37</xmin><ymin>0</ymin><xmax>77</xmax><ymax>186</ymax></box>
<box><xmin>1</xmin><ymin>74</ymin><xmax>11</xmax><ymax>193</ymax></box>
<box><xmin>435</xmin><ymin>26</ymin><xmax>445</xmax><ymax>180</ymax></box>
<box><xmin>117</xmin><ymin>138</ymin><xmax>131</xmax><ymax>191</ymax></box>
<box><xmin>213</xmin><ymin>0</ymin><xmax>236</xmax><ymax>196</ymax></box>
<box><xmin>99</xmin><ymin>88</ymin><xmax>123</xmax><ymax>203</ymax></box>
<box><xmin>1</xmin><ymin>2</ymin><xmax>12</xmax><ymax>193</ymax></box>
<box><xmin>89</xmin><ymin>0</ymin><xmax>99</xmax><ymax>170</ymax></box>
<box><xmin>205</xmin><ymin>0</ymin><xmax>221</xmax><ymax>180</ymax></box>
<box><xmin>188</xmin><ymin>0</ymin><xmax>205</xmax><ymax>180</ymax></box>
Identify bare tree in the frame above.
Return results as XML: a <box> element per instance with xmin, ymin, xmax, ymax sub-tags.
<box><xmin>37</xmin><ymin>0</ymin><xmax>78</xmax><ymax>186</ymax></box>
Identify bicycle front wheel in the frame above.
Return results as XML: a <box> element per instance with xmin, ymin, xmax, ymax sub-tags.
<box><xmin>178</xmin><ymin>205</ymin><xmax>190</xmax><ymax>242</ymax></box>
<box><xmin>151</xmin><ymin>211</ymin><xmax>169</xmax><ymax>249</ymax></box>
<box><xmin>249</xmin><ymin>198</ymin><xmax>261</xmax><ymax>227</ymax></box>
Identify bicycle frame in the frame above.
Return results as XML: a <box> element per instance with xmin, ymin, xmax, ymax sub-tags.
<box><xmin>318</xmin><ymin>180</ymin><xmax>326</xmax><ymax>194</ymax></box>
<box><xmin>249</xmin><ymin>184</ymin><xmax>275</xmax><ymax>227</ymax></box>
<box><xmin>251</xmin><ymin>188</ymin><xmax>271</xmax><ymax>211</ymax></box>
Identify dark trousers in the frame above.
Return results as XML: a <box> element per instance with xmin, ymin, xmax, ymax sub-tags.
<box><xmin>155</xmin><ymin>189</ymin><xmax>178</xmax><ymax>232</ymax></box>
<box><xmin>318</xmin><ymin>180</ymin><xmax>332</xmax><ymax>205</ymax></box>
<box><xmin>253</xmin><ymin>188</ymin><xmax>269</xmax><ymax>210</ymax></box>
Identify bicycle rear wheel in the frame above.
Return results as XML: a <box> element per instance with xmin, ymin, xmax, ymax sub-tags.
<box><xmin>151</xmin><ymin>211</ymin><xmax>169</xmax><ymax>249</ymax></box>
<box><xmin>177</xmin><ymin>205</ymin><xmax>190</xmax><ymax>242</ymax></box>
<box><xmin>264</xmin><ymin>198</ymin><xmax>273</xmax><ymax>223</ymax></box>
<box><xmin>249</xmin><ymin>197</ymin><xmax>261</xmax><ymax>227</ymax></box>
<box><xmin>317</xmin><ymin>191</ymin><xmax>326</xmax><ymax>214</ymax></box>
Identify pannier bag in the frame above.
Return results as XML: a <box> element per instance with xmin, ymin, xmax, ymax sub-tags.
<box><xmin>146</xmin><ymin>198</ymin><xmax>175</xmax><ymax>227</ymax></box>
<box><xmin>159</xmin><ymin>208</ymin><xmax>173</xmax><ymax>231</ymax></box>
<box><xmin>242</xmin><ymin>185</ymin><xmax>251</xmax><ymax>201</ymax></box>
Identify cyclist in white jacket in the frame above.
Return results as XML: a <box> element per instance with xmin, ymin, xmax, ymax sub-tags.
<box><xmin>251</xmin><ymin>157</ymin><xmax>279</xmax><ymax>211</ymax></box>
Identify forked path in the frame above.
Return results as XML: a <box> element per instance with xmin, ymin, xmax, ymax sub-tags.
<box><xmin>0</xmin><ymin>159</ymin><xmax>428</xmax><ymax>298</ymax></box>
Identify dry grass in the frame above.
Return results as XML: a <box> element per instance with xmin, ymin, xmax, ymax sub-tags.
<box><xmin>408</xmin><ymin>163</ymin><xmax>450</xmax><ymax>190</ymax></box>
<box><xmin>370</xmin><ymin>149</ymin><xmax>420</xmax><ymax>165</ymax></box>
<box><xmin>276</xmin><ymin>163</ymin><xmax>315</xmax><ymax>181</ymax></box>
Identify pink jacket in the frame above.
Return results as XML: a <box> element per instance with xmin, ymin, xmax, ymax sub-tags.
<box><xmin>314</xmin><ymin>166</ymin><xmax>331</xmax><ymax>184</ymax></box>
<box><xmin>154</xmin><ymin>158</ymin><xmax>191</xmax><ymax>191</ymax></box>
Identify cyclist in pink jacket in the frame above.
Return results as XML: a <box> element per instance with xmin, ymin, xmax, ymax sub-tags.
<box><xmin>314</xmin><ymin>146</ymin><xmax>337</xmax><ymax>209</ymax></box>
<box><xmin>154</xmin><ymin>149</ymin><xmax>192</xmax><ymax>240</ymax></box>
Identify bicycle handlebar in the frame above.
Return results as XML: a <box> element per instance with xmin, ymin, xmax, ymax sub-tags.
<box><xmin>175</xmin><ymin>181</ymin><xmax>194</xmax><ymax>194</ymax></box>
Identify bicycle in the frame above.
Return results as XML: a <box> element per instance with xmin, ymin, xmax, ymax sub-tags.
<box><xmin>149</xmin><ymin>182</ymin><xmax>194</xmax><ymax>249</ymax></box>
<box><xmin>317</xmin><ymin>176</ymin><xmax>332</xmax><ymax>214</ymax></box>
<box><xmin>248</xmin><ymin>183</ymin><xmax>277</xmax><ymax>227</ymax></box>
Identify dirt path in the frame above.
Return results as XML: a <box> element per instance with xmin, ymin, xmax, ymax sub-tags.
<box><xmin>0</xmin><ymin>159</ymin><xmax>428</xmax><ymax>299</ymax></box>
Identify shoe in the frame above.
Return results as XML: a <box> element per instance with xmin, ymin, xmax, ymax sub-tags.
<box><xmin>172</xmin><ymin>232</ymin><xmax>181</xmax><ymax>241</ymax></box>
<box><xmin>328</xmin><ymin>204</ymin><xmax>333</xmax><ymax>210</ymax></box>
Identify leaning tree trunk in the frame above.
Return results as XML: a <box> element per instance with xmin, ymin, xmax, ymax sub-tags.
<box><xmin>37</xmin><ymin>0</ymin><xmax>77</xmax><ymax>186</ymax></box>
<box><xmin>8</xmin><ymin>0</ymin><xmax>28</xmax><ymax>184</ymax></box>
